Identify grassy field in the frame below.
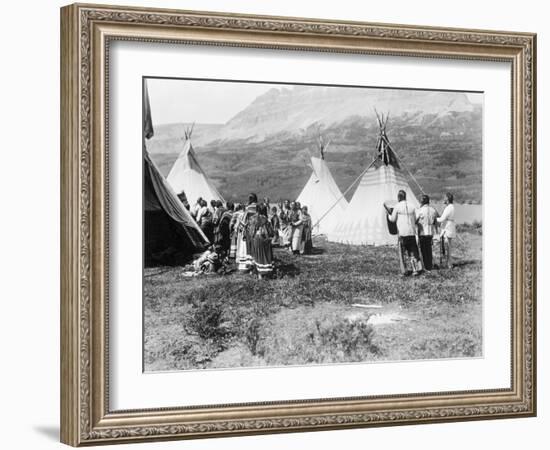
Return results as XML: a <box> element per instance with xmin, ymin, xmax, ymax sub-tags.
<box><xmin>144</xmin><ymin>230</ymin><xmax>482</xmax><ymax>372</ymax></box>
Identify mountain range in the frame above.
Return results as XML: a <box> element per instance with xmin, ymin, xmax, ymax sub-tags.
<box><xmin>147</xmin><ymin>85</ymin><xmax>483</xmax><ymax>203</ymax></box>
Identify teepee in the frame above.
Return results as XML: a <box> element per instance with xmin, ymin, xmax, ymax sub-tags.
<box><xmin>328</xmin><ymin>112</ymin><xmax>419</xmax><ymax>246</ymax></box>
<box><xmin>143</xmin><ymin>84</ymin><xmax>209</xmax><ymax>266</ymax></box>
<box><xmin>296</xmin><ymin>135</ymin><xmax>348</xmax><ymax>235</ymax></box>
<box><xmin>167</xmin><ymin>125</ymin><xmax>224</xmax><ymax>207</ymax></box>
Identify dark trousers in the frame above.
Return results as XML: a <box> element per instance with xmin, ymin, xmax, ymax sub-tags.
<box><xmin>418</xmin><ymin>235</ymin><xmax>433</xmax><ymax>270</ymax></box>
<box><xmin>401</xmin><ymin>236</ymin><xmax>420</xmax><ymax>260</ymax></box>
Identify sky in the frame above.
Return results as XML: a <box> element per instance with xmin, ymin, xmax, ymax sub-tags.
<box><xmin>146</xmin><ymin>77</ymin><xmax>483</xmax><ymax>126</ymax></box>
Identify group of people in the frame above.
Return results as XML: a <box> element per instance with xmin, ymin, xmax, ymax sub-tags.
<box><xmin>385</xmin><ymin>191</ymin><xmax>456</xmax><ymax>276</ymax></box>
<box><xmin>188</xmin><ymin>194</ymin><xmax>314</xmax><ymax>279</ymax></box>
<box><xmin>188</xmin><ymin>190</ymin><xmax>457</xmax><ymax>278</ymax></box>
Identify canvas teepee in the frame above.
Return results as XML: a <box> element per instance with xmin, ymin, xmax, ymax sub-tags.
<box><xmin>328</xmin><ymin>113</ymin><xmax>419</xmax><ymax>246</ymax></box>
<box><xmin>296</xmin><ymin>135</ymin><xmax>348</xmax><ymax>235</ymax></box>
<box><xmin>143</xmin><ymin>83</ymin><xmax>209</xmax><ymax>266</ymax></box>
<box><xmin>167</xmin><ymin>125</ymin><xmax>224</xmax><ymax>207</ymax></box>
<box><xmin>144</xmin><ymin>152</ymin><xmax>210</xmax><ymax>265</ymax></box>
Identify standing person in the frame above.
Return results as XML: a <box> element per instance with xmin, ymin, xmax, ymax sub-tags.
<box><xmin>300</xmin><ymin>206</ymin><xmax>313</xmax><ymax>255</ymax></box>
<box><xmin>415</xmin><ymin>194</ymin><xmax>439</xmax><ymax>271</ymax></box>
<box><xmin>248</xmin><ymin>204</ymin><xmax>275</xmax><ymax>279</ymax></box>
<box><xmin>229</xmin><ymin>203</ymin><xmax>244</xmax><ymax>260</ymax></box>
<box><xmin>279</xmin><ymin>200</ymin><xmax>292</xmax><ymax>250</ymax></box>
<box><xmin>269</xmin><ymin>206</ymin><xmax>281</xmax><ymax>246</ymax></box>
<box><xmin>215</xmin><ymin>201</ymin><xmax>233</xmax><ymax>258</ymax></box>
<box><xmin>236</xmin><ymin>193</ymin><xmax>258</xmax><ymax>272</ymax></box>
<box><xmin>209</xmin><ymin>199</ymin><xmax>217</xmax><ymax>215</ymax></box>
<box><xmin>212</xmin><ymin>200</ymin><xmax>224</xmax><ymax>228</ymax></box>
<box><xmin>190</xmin><ymin>196</ymin><xmax>203</xmax><ymax>219</ymax></box>
<box><xmin>289</xmin><ymin>202</ymin><xmax>304</xmax><ymax>255</ymax></box>
<box><xmin>437</xmin><ymin>192</ymin><xmax>456</xmax><ymax>269</ymax></box>
<box><xmin>385</xmin><ymin>190</ymin><xmax>422</xmax><ymax>276</ymax></box>
<box><xmin>197</xmin><ymin>199</ymin><xmax>214</xmax><ymax>243</ymax></box>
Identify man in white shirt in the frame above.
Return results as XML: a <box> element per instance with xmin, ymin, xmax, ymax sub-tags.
<box><xmin>385</xmin><ymin>190</ymin><xmax>422</xmax><ymax>276</ymax></box>
<box><xmin>436</xmin><ymin>192</ymin><xmax>456</xmax><ymax>269</ymax></box>
<box><xmin>415</xmin><ymin>194</ymin><xmax>439</xmax><ymax>271</ymax></box>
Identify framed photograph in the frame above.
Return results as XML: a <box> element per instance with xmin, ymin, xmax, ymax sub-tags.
<box><xmin>60</xmin><ymin>3</ymin><xmax>536</xmax><ymax>446</ymax></box>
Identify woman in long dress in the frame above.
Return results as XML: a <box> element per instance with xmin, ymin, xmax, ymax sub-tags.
<box><xmin>289</xmin><ymin>202</ymin><xmax>303</xmax><ymax>255</ymax></box>
<box><xmin>229</xmin><ymin>203</ymin><xmax>243</xmax><ymax>260</ymax></box>
<box><xmin>215</xmin><ymin>201</ymin><xmax>233</xmax><ymax>259</ymax></box>
<box><xmin>248</xmin><ymin>204</ymin><xmax>275</xmax><ymax>279</ymax></box>
<box><xmin>436</xmin><ymin>192</ymin><xmax>456</xmax><ymax>269</ymax></box>
<box><xmin>269</xmin><ymin>206</ymin><xmax>281</xmax><ymax>247</ymax></box>
<box><xmin>300</xmin><ymin>206</ymin><xmax>313</xmax><ymax>255</ymax></box>
<box><xmin>236</xmin><ymin>194</ymin><xmax>258</xmax><ymax>272</ymax></box>
<box><xmin>279</xmin><ymin>200</ymin><xmax>292</xmax><ymax>250</ymax></box>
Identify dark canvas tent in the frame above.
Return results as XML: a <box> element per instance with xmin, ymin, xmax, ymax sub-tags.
<box><xmin>144</xmin><ymin>151</ymin><xmax>209</xmax><ymax>266</ymax></box>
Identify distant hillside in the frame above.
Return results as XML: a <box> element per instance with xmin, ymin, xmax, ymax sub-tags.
<box><xmin>147</xmin><ymin>86</ymin><xmax>483</xmax><ymax>203</ymax></box>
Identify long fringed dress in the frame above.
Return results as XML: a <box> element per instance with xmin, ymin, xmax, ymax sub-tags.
<box><xmin>229</xmin><ymin>210</ymin><xmax>242</xmax><ymax>259</ymax></box>
<box><xmin>248</xmin><ymin>214</ymin><xmax>275</xmax><ymax>276</ymax></box>
<box><xmin>236</xmin><ymin>203</ymin><xmax>257</xmax><ymax>272</ymax></box>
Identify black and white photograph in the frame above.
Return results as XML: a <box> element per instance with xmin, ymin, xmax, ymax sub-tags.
<box><xmin>143</xmin><ymin>77</ymin><xmax>483</xmax><ymax>372</ymax></box>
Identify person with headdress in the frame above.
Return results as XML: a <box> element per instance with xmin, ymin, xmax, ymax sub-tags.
<box><xmin>289</xmin><ymin>201</ymin><xmax>304</xmax><ymax>255</ymax></box>
<box><xmin>385</xmin><ymin>190</ymin><xmax>422</xmax><ymax>276</ymax></box>
<box><xmin>300</xmin><ymin>205</ymin><xmax>313</xmax><ymax>255</ymax></box>
<box><xmin>437</xmin><ymin>192</ymin><xmax>456</xmax><ymax>269</ymax></box>
<box><xmin>236</xmin><ymin>193</ymin><xmax>258</xmax><ymax>272</ymax></box>
<box><xmin>247</xmin><ymin>204</ymin><xmax>275</xmax><ymax>279</ymax></box>
<box><xmin>215</xmin><ymin>201</ymin><xmax>233</xmax><ymax>259</ymax></box>
<box><xmin>229</xmin><ymin>203</ymin><xmax>244</xmax><ymax>260</ymax></box>
<box><xmin>415</xmin><ymin>194</ymin><xmax>439</xmax><ymax>271</ymax></box>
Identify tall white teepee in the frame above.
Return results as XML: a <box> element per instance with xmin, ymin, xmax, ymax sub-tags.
<box><xmin>297</xmin><ymin>135</ymin><xmax>348</xmax><ymax>235</ymax></box>
<box><xmin>328</xmin><ymin>113</ymin><xmax>419</xmax><ymax>246</ymax></box>
<box><xmin>167</xmin><ymin>125</ymin><xmax>224</xmax><ymax>207</ymax></box>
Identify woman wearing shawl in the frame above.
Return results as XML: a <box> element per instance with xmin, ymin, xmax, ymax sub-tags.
<box><xmin>269</xmin><ymin>206</ymin><xmax>281</xmax><ymax>246</ymax></box>
<box><xmin>229</xmin><ymin>203</ymin><xmax>243</xmax><ymax>259</ymax></box>
<box><xmin>289</xmin><ymin>202</ymin><xmax>304</xmax><ymax>255</ymax></box>
<box><xmin>236</xmin><ymin>193</ymin><xmax>258</xmax><ymax>272</ymax></box>
<box><xmin>248</xmin><ymin>204</ymin><xmax>275</xmax><ymax>279</ymax></box>
<box><xmin>215</xmin><ymin>201</ymin><xmax>233</xmax><ymax>258</ymax></box>
<box><xmin>300</xmin><ymin>206</ymin><xmax>313</xmax><ymax>255</ymax></box>
<box><xmin>279</xmin><ymin>200</ymin><xmax>292</xmax><ymax>250</ymax></box>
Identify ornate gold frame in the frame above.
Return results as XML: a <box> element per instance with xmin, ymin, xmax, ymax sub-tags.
<box><xmin>60</xmin><ymin>3</ymin><xmax>536</xmax><ymax>446</ymax></box>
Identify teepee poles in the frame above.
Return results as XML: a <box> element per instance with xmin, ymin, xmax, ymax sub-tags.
<box><xmin>311</xmin><ymin>153</ymin><xmax>379</xmax><ymax>230</ymax></box>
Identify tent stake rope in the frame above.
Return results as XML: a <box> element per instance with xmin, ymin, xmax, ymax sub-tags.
<box><xmin>311</xmin><ymin>154</ymin><xmax>379</xmax><ymax>230</ymax></box>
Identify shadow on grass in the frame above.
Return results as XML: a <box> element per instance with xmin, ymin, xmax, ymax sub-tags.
<box><xmin>451</xmin><ymin>259</ymin><xmax>481</xmax><ymax>268</ymax></box>
<box><xmin>308</xmin><ymin>247</ymin><xmax>325</xmax><ymax>255</ymax></box>
<box><xmin>274</xmin><ymin>260</ymin><xmax>301</xmax><ymax>278</ymax></box>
